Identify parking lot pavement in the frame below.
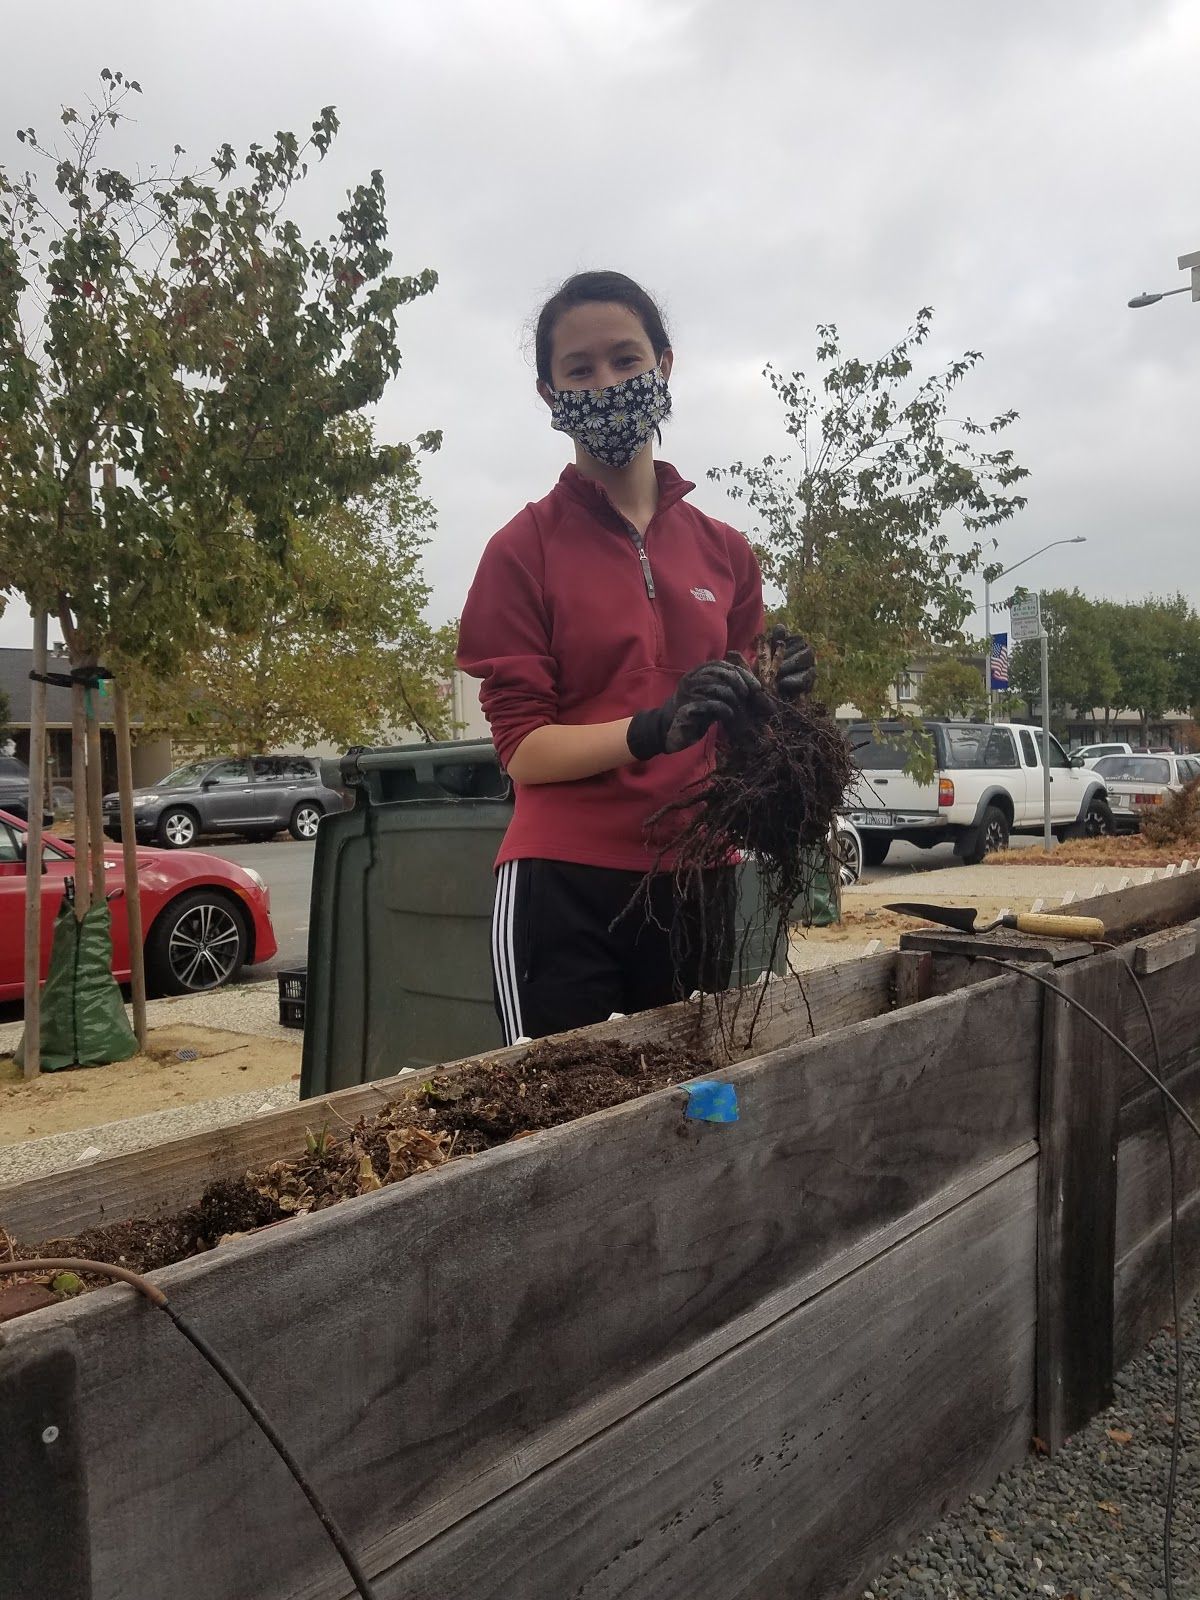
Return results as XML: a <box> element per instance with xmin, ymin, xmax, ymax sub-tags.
<box><xmin>201</xmin><ymin>837</ymin><xmax>315</xmax><ymax>977</ymax></box>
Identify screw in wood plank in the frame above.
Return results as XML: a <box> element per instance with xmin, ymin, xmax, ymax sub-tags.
<box><xmin>41</xmin><ymin>1425</ymin><xmax>59</xmax><ymax>1444</ymax></box>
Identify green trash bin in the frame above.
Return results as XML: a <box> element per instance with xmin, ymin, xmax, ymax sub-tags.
<box><xmin>300</xmin><ymin>740</ymin><xmax>792</xmax><ymax>1099</ymax></box>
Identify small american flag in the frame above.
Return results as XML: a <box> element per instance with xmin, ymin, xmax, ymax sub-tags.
<box><xmin>990</xmin><ymin>632</ymin><xmax>1010</xmax><ymax>691</ymax></box>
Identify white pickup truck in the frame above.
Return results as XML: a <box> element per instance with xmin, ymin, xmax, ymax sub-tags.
<box><xmin>844</xmin><ymin>720</ymin><xmax>1115</xmax><ymax>867</ymax></box>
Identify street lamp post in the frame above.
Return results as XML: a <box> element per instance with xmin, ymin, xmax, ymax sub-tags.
<box><xmin>1128</xmin><ymin>248</ymin><xmax>1200</xmax><ymax>309</ymax></box>
<box><xmin>982</xmin><ymin>537</ymin><xmax>1087</xmax><ymax>720</ymax></box>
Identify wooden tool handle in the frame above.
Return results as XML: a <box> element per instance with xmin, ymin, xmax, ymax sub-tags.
<box><xmin>1012</xmin><ymin>913</ymin><xmax>1105</xmax><ymax>941</ymax></box>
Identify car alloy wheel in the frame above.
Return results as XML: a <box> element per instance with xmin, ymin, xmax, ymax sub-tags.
<box><xmin>291</xmin><ymin>804</ymin><xmax>321</xmax><ymax>840</ymax></box>
<box><xmin>161</xmin><ymin>809</ymin><xmax>198</xmax><ymax>848</ymax></box>
<box><xmin>984</xmin><ymin>817</ymin><xmax>1007</xmax><ymax>853</ymax></box>
<box><xmin>168</xmin><ymin>900</ymin><xmax>244</xmax><ymax>990</ymax></box>
<box><xmin>833</xmin><ymin>823</ymin><xmax>863</xmax><ymax>886</ymax></box>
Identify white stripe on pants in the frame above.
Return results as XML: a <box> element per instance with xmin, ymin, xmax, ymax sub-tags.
<box><xmin>492</xmin><ymin>860</ymin><xmax>526</xmax><ymax>1045</ymax></box>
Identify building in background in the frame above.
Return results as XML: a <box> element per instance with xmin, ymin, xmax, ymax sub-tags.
<box><xmin>0</xmin><ymin>645</ymin><xmax>171</xmax><ymax>794</ymax></box>
<box><xmin>833</xmin><ymin>652</ymin><xmax>987</xmax><ymax>724</ymax></box>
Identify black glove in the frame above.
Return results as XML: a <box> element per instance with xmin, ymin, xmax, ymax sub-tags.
<box><xmin>771</xmin><ymin>625</ymin><xmax>817</xmax><ymax>700</ymax></box>
<box><xmin>626</xmin><ymin>658</ymin><xmax>763</xmax><ymax>762</ymax></box>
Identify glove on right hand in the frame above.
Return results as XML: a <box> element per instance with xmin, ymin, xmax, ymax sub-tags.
<box><xmin>627</xmin><ymin>657</ymin><xmax>763</xmax><ymax>763</ymax></box>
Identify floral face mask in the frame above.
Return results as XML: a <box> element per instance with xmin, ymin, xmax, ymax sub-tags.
<box><xmin>549</xmin><ymin>365</ymin><xmax>672</xmax><ymax>469</ymax></box>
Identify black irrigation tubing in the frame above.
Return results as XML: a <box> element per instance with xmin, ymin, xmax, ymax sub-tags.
<box><xmin>0</xmin><ymin>1258</ymin><xmax>380</xmax><ymax>1600</ymax></box>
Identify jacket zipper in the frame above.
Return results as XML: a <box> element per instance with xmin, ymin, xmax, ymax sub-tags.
<box><xmin>621</xmin><ymin>520</ymin><xmax>656</xmax><ymax>599</ymax></box>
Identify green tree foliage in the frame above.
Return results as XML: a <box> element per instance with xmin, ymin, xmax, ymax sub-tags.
<box><xmin>130</xmin><ymin>427</ymin><xmax>456</xmax><ymax>753</ymax></box>
<box><xmin>0</xmin><ymin>69</ymin><xmax>440</xmax><ymax>674</ymax></box>
<box><xmin>1009</xmin><ymin>591</ymin><xmax>1200</xmax><ymax>742</ymax></box>
<box><xmin>918</xmin><ymin>656</ymin><xmax>987</xmax><ymax>720</ymax></box>
<box><xmin>710</xmin><ymin>308</ymin><xmax>1029</xmax><ymax>719</ymax></box>
<box><xmin>1008</xmin><ymin>589</ymin><xmax>1120</xmax><ymax>721</ymax></box>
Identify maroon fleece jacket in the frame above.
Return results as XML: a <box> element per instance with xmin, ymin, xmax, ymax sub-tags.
<box><xmin>457</xmin><ymin>460</ymin><xmax>764</xmax><ymax>871</ymax></box>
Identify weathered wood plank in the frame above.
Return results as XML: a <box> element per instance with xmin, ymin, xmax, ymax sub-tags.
<box><xmin>374</xmin><ymin>1163</ymin><xmax>1037</xmax><ymax>1600</ymax></box>
<box><xmin>1071</xmin><ymin>871</ymin><xmax>1200</xmax><ymax>943</ymax></box>
<box><xmin>1114</xmin><ymin>931</ymin><xmax>1200</xmax><ymax>1101</ymax></box>
<box><xmin>291</xmin><ymin>1142</ymin><xmax>1039</xmax><ymax>1597</ymax></box>
<box><xmin>1113</xmin><ymin>1051</ymin><xmax>1200</xmax><ymax>1363</ymax></box>
<box><xmin>1115</xmin><ymin>1052</ymin><xmax>1200</xmax><ymax>1262</ymax></box>
<box><xmin>0</xmin><ymin>954</ymin><xmax>898</xmax><ymax>1245</ymax></box>
<box><xmin>893</xmin><ymin>949</ymin><xmax>932</xmax><ymax>1008</ymax></box>
<box><xmin>0</xmin><ymin>1331</ymin><xmax>91</xmax><ymax>1600</ymax></box>
<box><xmin>1115</xmin><ymin>1191</ymin><xmax>1200</xmax><ymax>1367</ymax></box>
<box><xmin>11</xmin><ymin>972</ymin><xmax>1041</xmax><ymax>1600</ymax></box>
<box><xmin>1133</xmin><ymin>924</ymin><xmax>1197</xmax><ymax>975</ymax></box>
<box><xmin>1036</xmin><ymin>954</ymin><xmax>1123</xmax><ymax>1450</ymax></box>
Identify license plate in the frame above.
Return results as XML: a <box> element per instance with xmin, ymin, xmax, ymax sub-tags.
<box><xmin>848</xmin><ymin>811</ymin><xmax>895</xmax><ymax>827</ymax></box>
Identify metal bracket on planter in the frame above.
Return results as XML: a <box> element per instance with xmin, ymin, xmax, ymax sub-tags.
<box><xmin>0</xmin><ymin>1330</ymin><xmax>92</xmax><ymax>1600</ymax></box>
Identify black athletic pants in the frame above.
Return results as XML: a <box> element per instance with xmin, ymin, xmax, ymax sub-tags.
<box><xmin>491</xmin><ymin>859</ymin><xmax>735</xmax><ymax>1045</ymax></box>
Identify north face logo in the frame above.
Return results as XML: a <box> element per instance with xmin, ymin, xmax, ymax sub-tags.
<box><xmin>691</xmin><ymin>587</ymin><xmax>716</xmax><ymax>603</ymax></box>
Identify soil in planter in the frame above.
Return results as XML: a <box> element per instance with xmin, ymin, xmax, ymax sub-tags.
<box><xmin>4</xmin><ymin>1036</ymin><xmax>708</xmax><ymax>1300</ymax></box>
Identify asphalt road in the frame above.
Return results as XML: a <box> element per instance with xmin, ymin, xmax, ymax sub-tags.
<box><xmin>203</xmin><ymin>837</ymin><xmax>315</xmax><ymax>978</ymax></box>
<box><xmin>863</xmin><ymin>833</ymin><xmax>1037</xmax><ymax>879</ymax></box>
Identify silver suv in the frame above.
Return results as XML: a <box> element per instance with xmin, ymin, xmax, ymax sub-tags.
<box><xmin>102</xmin><ymin>755</ymin><xmax>349</xmax><ymax>848</ymax></box>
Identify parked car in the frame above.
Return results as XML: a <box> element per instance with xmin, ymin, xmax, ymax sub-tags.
<box><xmin>102</xmin><ymin>754</ymin><xmax>348</xmax><ymax>848</ymax></box>
<box><xmin>833</xmin><ymin>815</ymin><xmax>864</xmax><ymax>886</ymax></box>
<box><xmin>1071</xmin><ymin>741</ymin><xmax>1133</xmax><ymax>768</ymax></box>
<box><xmin>1090</xmin><ymin>752</ymin><xmax>1200</xmax><ymax>832</ymax></box>
<box><xmin>845</xmin><ymin>720</ymin><xmax>1113</xmax><ymax>866</ymax></box>
<box><xmin>0</xmin><ymin>808</ymin><xmax>277</xmax><ymax>997</ymax></box>
<box><xmin>0</xmin><ymin>755</ymin><xmax>55</xmax><ymax>829</ymax></box>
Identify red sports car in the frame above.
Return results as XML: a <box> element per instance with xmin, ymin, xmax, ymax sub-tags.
<box><xmin>0</xmin><ymin>809</ymin><xmax>278</xmax><ymax>999</ymax></box>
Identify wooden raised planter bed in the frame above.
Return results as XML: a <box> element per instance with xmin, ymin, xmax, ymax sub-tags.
<box><xmin>3</xmin><ymin>871</ymin><xmax>1200</xmax><ymax>1600</ymax></box>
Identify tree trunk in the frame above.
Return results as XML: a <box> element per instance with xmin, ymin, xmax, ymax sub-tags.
<box><xmin>21</xmin><ymin>611</ymin><xmax>49</xmax><ymax>1079</ymax></box>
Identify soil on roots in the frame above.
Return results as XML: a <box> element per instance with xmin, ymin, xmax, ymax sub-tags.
<box><xmin>645</xmin><ymin>687</ymin><xmax>855</xmax><ymax>1014</ymax></box>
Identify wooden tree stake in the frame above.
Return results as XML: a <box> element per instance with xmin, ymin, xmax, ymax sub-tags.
<box><xmin>84</xmin><ymin>683</ymin><xmax>106</xmax><ymax>908</ymax></box>
<box><xmin>21</xmin><ymin>611</ymin><xmax>49</xmax><ymax>1079</ymax></box>
<box><xmin>69</xmin><ymin>679</ymin><xmax>91</xmax><ymax>919</ymax></box>
<box><xmin>113</xmin><ymin>683</ymin><xmax>147</xmax><ymax>1047</ymax></box>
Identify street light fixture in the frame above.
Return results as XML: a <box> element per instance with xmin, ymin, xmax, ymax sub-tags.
<box><xmin>983</xmin><ymin>537</ymin><xmax>1087</xmax><ymax>719</ymax></box>
<box><xmin>1128</xmin><ymin>248</ymin><xmax>1200</xmax><ymax>309</ymax></box>
<box><xmin>1128</xmin><ymin>287</ymin><xmax>1192</xmax><ymax>309</ymax></box>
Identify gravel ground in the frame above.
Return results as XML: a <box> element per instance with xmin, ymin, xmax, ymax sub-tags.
<box><xmin>0</xmin><ymin>1077</ymin><xmax>301</xmax><ymax>1187</ymax></box>
<box><xmin>862</xmin><ymin>1308</ymin><xmax>1199</xmax><ymax>1600</ymax></box>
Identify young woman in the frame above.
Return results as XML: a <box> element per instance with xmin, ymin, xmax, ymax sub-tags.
<box><xmin>457</xmin><ymin>271</ymin><xmax>814</xmax><ymax>1044</ymax></box>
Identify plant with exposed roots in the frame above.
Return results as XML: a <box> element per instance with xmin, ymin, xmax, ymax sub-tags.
<box><xmin>637</xmin><ymin>629</ymin><xmax>856</xmax><ymax>1039</ymax></box>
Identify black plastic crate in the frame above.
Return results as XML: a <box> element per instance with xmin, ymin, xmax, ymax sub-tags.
<box><xmin>278</xmin><ymin>967</ymin><xmax>307</xmax><ymax>1030</ymax></box>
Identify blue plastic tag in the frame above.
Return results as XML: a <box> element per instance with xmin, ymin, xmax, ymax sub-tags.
<box><xmin>683</xmin><ymin>1080</ymin><xmax>739</xmax><ymax>1123</ymax></box>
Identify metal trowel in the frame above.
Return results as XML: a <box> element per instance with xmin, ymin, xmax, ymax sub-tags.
<box><xmin>885</xmin><ymin>903</ymin><xmax>1105</xmax><ymax>942</ymax></box>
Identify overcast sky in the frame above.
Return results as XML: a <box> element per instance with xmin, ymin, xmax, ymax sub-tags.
<box><xmin>4</xmin><ymin>0</ymin><xmax>1197</xmax><ymax>651</ymax></box>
